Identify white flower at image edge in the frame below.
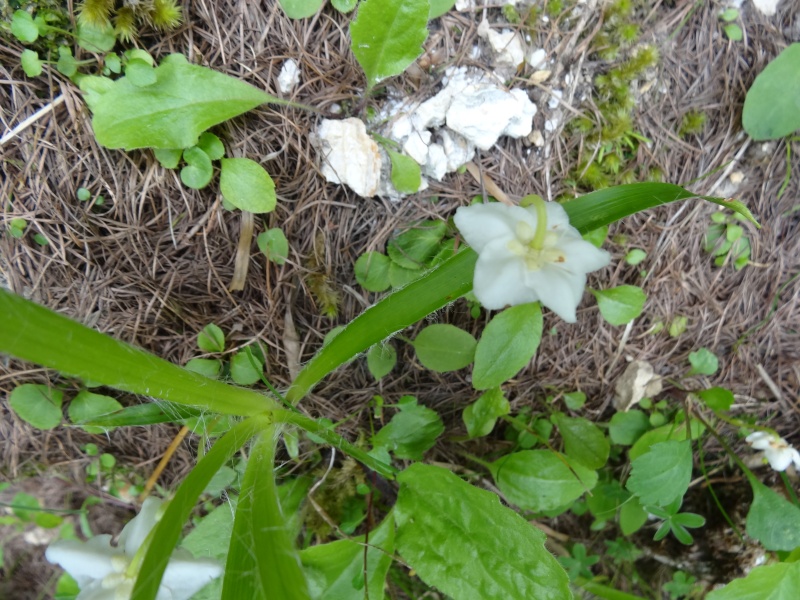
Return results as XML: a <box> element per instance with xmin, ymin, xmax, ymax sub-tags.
<box><xmin>46</xmin><ymin>497</ymin><xmax>222</xmax><ymax>600</ymax></box>
<box><xmin>746</xmin><ymin>431</ymin><xmax>800</xmax><ymax>472</ymax></box>
<box><xmin>454</xmin><ymin>199</ymin><xmax>611</xmax><ymax>322</ymax></box>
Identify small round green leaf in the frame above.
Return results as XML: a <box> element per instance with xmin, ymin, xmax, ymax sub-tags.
<box><xmin>21</xmin><ymin>49</ymin><xmax>43</xmax><ymax>77</ymax></box>
<box><xmin>11</xmin><ymin>10</ymin><xmax>39</xmax><ymax>43</ymax></box>
<box><xmin>387</xmin><ymin>149</ymin><xmax>421</xmax><ymax>194</ymax></box>
<box><xmin>354</xmin><ymin>252</ymin><xmax>391</xmax><ymax>292</ymax></box>
<box><xmin>388</xmin><ymin>261</ymin><xmax>420</xmax><ymax>288</ymax></box>
<box><xmin>463</xmin><ymin>388</ymin><xmax>509</xmax><ymax>438</ymax></box>
<box><xmin>608</xmin><ymin>410</ymin><xmax>650</xmax><ymax>446</ymax></box>
<box><xmin>695</xmin><ymin>387</ymin><xmax>734</xmax><ymax>411</ymax></box>
<box><xmin>68</xmin><ymin>391</ymin><xmax>123</xmax><ymax>433</ymax></box>
<box><xmin>624</xmin><ymin>248</ymin><xmax>647</xmax><ymax>265</ymax></box>
<box><xmin>331</xmin><ymin>0</ymin><xmax>359</xmax><ymax>13</ymax></box>
<box><xmin>413</xmin><ymin>324</ymin><xmax>477</xmax><ymax>372</ymax></box>
<box><xmin>185</xmin><ymin>358</ymin><xmax>222</xmax><ymax>379</ymax></box>
<box><xmin>76</xmin><ymin>21</ymin><xmax>117</xmax><ymax>53</ymax></box>
<box><xmin>153</xmin><ymin>148</ymin><xmax>182</xmax><ymax>169</ymax></box>
<box><xmin>723</xmin><ymin>24</ymin><xmax>743</xmax><ymax>42</ymax></box>
<box><xmin>687</xmin><ymin>347</ymin><xmax>718</xmax><ymax>376</ymax></box>
<box><xmin>9</xmin><ymin>384</ymin><xmax>63</xmax><ymax>430</ymax></box>
<box><xmin>197</xmin><ymin>132</ymin><xmax>225</xmax><ymax>160</ymax></box>
<box><xmin>230</xmin><ymin>348</ymin><xmax>264</xmax><ymax>385</ymax></box>
<box><xmin>257</xmin><ymin>228</ymin><xmax>289</xmax><ymax>265</ymax></box>
<box><xmin>367</xmin><ymin>343</ymin><xmax>397</xmax><ymax>380</ymax></box>
<box><xmin>219</xmin><ymin>158</ymin><xmax>276</xmax><ymax>213</ymax></box>
<box><xmin>371</xmin><ymin>397</ymin><xmax>443</xmax><ymax>460</ymax></box>
<box><xmin>591</xmin><ymin>285</ymin><xmax>646</xmax><ymax>326</ymax></box>
<box><xmin>180</xmin><ymin>146</ymin><xmax>213</xmax><ymax>189</ymax></box>
<box><xmin>197</xmin><ymin>323</ymin><xmax>225</xmax><ymax>353</ymax></box>
<box><xmin>279</xmin><ymin>0</ymin><xmax>324</xmax><ymax>19</ymax></box>
<box><xmin>56</xmin><ymin>48</ymin><xmax>78</xmax><ymax>78</ymax></box>
<box><xmin>125</xmin><ymin>59</ymin><xmax>157</xmax><ymax>87</ymax></box>
<box><xmin>429</xmin><ymin>0</ymin><xmax>456</xmax><ymax>18</ymax></box>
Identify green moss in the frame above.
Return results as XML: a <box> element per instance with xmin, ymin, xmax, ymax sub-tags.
<box><xmin>679</xmin><ymin>110</ymin><xmax>707</xmax><ymax>137</ymax></box>
<box><xmin>546</xmin><ymin>0</ymin><xmax>564</xmax><ymax>17</ymax></box>
<box><xmin>502</xmin><ymin>4</ymin><xmax>521</xmax><ymax>24</ymax></box>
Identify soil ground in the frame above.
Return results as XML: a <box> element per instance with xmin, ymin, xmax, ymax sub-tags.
<box><xmin>1</xmin><ymin>0</ymin><xmax>799</xmax><ymax>598</ymax></box>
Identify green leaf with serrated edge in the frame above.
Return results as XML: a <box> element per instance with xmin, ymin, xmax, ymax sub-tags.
<box><xmin>21</xmin><ymin>49</ymin><xmax>43</xmax><ymax>77</ymax></box>
<box><xmin>131</xmin><ymin>416</ymin><xmax>269</xmax><ymax>600</ymax></box>
<box><xmin>386</xmin><ymin>220</ymin><xmax>447</xmax><ymax>269</ymax></box>
<box><xmin>12</xmin><ymin>11</ymin><xmax>39</xmax><ymax>42</ymax></box>
<box><xmin>367</xmin><ymin>342</ymin><xmax>396</xmax><ymax>379</ymax></box>
<box><xmin>220</xmin><ymin>158</ymin><xmax>276</xmax><ymax>213</ymax></box>
<box><xmin>9</xmin><ymin>384</ymin><xmax>63</xmax><ymax>430</ymax></box>
<box><xmin>197</xmin><ymin>132</ymin><xmax>225</xmax><ymax>160</ymax></box>
<box><xmin>688</xmin><ymin>347</ymin><xmax>718</xmax><ymax>376</ymax></box>
<box><xmin>221</xmin><ymin>432</ymin><xmax>310</xmax><ymax>600</ymax></box>
<box><xmin>463</xmin><ymin>387</ymin><xmax>509</xmax><ymax>438</ymax></box>
<box><xmin>354</xmin><ymin>252</ymin><xmax>391</xmax><ymax>292</ymax></box>
<box><xmin>180</xmin><ymin>146</ymin><xmax>213</xmax><ymax>189</ymax></box>
<box><xmin>279</xmin><ymin>0</ymin><xmax>324</xmax><ymax>19</ymax></box>
<box><xmin>629</xmin><ymin>419</ymin><xmax>703</xmax><ymax>461</ymax></box>
<box><xmin>153</xmin><ymin>148</ymin><xmax>182</xmax><ymax>169</ymax></box>
<box><xmin>696</xmin><ymin>387</ymin><xmax>734</xmax><ymax>411</ymax></box>
<box><xmin>301</xmin><ymin>515</ymin><xmax>394</xmax><ymax>599</ymax></box>
<box><xmin>489</xmin><ymin>450</ymin><xmax>598</xmax><ymax>512</ymax></box>
<box><xmin>395</xmin><ymin>464</ymin><xmax>571</xmax><ymax>600</ymax></box>
<box><xmin>707</xmin><ymin>561</ymin><xmax>800</xmax><ymax>600</ymax></box>
<box><xmin>371</xmin><ymin>397</ymin><xmax>443</xmax><ymax>461</ymax></box>
<box><xmin>197</xmin><ymin>323</ymin><xmax>225</xmax><ymax>352</ymax></box>
<box><xmin>745</xmin><ymin>476</ymin><xmax>800</xmax><ymax>551</ymax></box>
<box><xmin>257</xmin><ymin>228</ymin><xmax>289</xmax><ymax>265</ymax></box>
<box><xmin>591</xmin><ymin>285</ymin><xmax>646</xmax><ymax>326</ymax></box>
<box><xmin>185</xmin><ymin>358</ymin><xmax>222</xmax><ymax>379</ymax></box>
<box><xmin>620</xmin><ymin>496</ymin><xmax>648</xmax><ymax>535</ymax></box>
<box><xmin>350</xmin><ymin>0</ymin><xmax>429</xmax><ymax>89</ymax></box>
<box><xmin>472</xmin><ymin>302</ymin><xmax>543</xmax><ymax>390</ymax></box>
<box><xmin>552</xmin><ymin>413</ymin><xmax>610</xmax><ymax>469</ymax></box>
<box><xmin>90</xmin><ymin>60</ymin><xmax>288</xmax><ymax>150</ymax></box>
<box><xmin>0</xmin><ymin>289</ymin><xmax>274</xmax><ymax>416</ymax></box>
<box><xmin>78</xmin><ymin>402</ymin><xmax>202</xmax><ymax>428</ymax></box>
<box><xmin>388</xmin><ymin>149</ymin><xmax>422</xmax><ymax>193</ymax></box>
<box><xmin>609</xmin><ymin>410</ymin><xmax>651</xmax><ymax>446</ymax></box>
<box><xmin>68</xmin><ymin>391</ymin><xmax>123</xmax><ymax>433</ymax></box>
<box><xmin>413</xmin><ymin>323</ymin><xmax>476</xmax><ymax>372</ymax></box>
<box><xmin>743</xmin><ymin>44</ymin><xmax>800</xmax><ymax>141</ymax></box>
<box><xmin>287</xmin><ymin>183</ymin><xmax>758</xmax><ymax>405</ymax></box>
<box><xmin>429</xmin><ymin>0</ymin><xmax>456</xmax><ymax>18</ymax></box>
<box><xmin>626</xmin><ymin>440</ymin><xmax>692</xmax><ymax>507</ymax></box>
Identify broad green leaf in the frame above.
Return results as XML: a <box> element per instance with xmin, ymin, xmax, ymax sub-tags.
<box><xmin>279</xmin><ymin>0</ymin><xmax>324</xmax><ymax>19</ymax></box>
<box><xmin>629</xmin><ymin>419</ymin><xmax>703</xmax><ymax>460</ymax></box>
<box><xmin>687</xmin><ymin>347</ymin><xmax>718</xmax><ymax>376</ymax></box>
<box><xmin>68</xmin><ymin>391</ymin><xmax>123</xmax><ymax>433</ymax></box>
<box><xmin>221</xmin><ymin>432</ymin><xmax>310</xmax><ymax>600</ymax></box>
<box><xmin>180</xmin><ymin>146</ymin><xmax>213</xmax><ymax>189</ymax></box>
<box><xmin>301</xmin><ymin>516</ymin><xmax>394</xmax><ymax>599</ymax></box>
<box><xmin>76</xmin><ymin>21</ymin><xmax>117</xmax><ymax>53</ymax></box>
<box><xmin>154</xmin><ymin>148</ymin><xmax>182</xmax><ymax>169</ymax></box>
<box><xmin>181</xmin><ymin>496</ymin><xmax>239</xmax><ymax>597</ymax></box>
<box><xmin>132</xmin><ymin>416</ymin><xmax>270</xmax><ymax>600</ymax></box>
<box><xmin>472</xmin><ymin>302</ymin><xmax>542</xmax><ymax>390</ymax></box>
<box><xmin>707</xmin><ymin>561</ymin><xmax>800</xmax><ymax>600</ymax></box>
<box><xmin>257</xmin><ymin>228</ymin><xmax>289</xmax><ymax>265</ymax></box>
<box><xmin>388</xmin><ymin>149</ymin><xmax>422</xmax><ymax>193</ymax></box>
<box><xmin>90</xmin><ymin>61</ymin><xmax>281</xmax><ymax>150</ymax></box>
<box><xmin>395</xmin><ymin>464</ymin><xmax>571</xmax><ymax>599</ymax></box>
<box><xmin>371</xmin><ymin>396</ymin><xmax>443</xmax><ymax>460</ymax></box>
<box><xmin>9</xmin><ymin>384</ymin><xmax>63</xmax><ymax>430</ymax></box>
<box><xmin>626</xmin><ymin>440</ymin><xmax>692</xmax><ymax>507</ymax></box>
<box><xmin>463</xmin><ymin>387</ymin><xmax>509</xmax><ymax>438</ymax></box>
<box><xmin>591</xmin><ymin>285</ymin><xmax>646</xmax><ymax>326</ymax></box>
<box><xmin>552</xmin><ymin>413</ymin><xmax>610</xmax><ymax>469</ymax></box>
<box><xmin>350</xmin><ymin>0</ymin><xmax>429</xmax><ymax>89</ymax></box>
<box><xmin>413</xmin><ymin>323</ymin><xmax>476</xmax><ymax>372</ymax></box>
<box><xmin>287</xmin><ymin>183</ymin><xmax>758</xmax><ymax>405</ymax></box>
<box><xmin>185</xmin><ymin>358</ymin><xmax>222</xmax><ymax>379</ymax></box>
<box><xmin>696</xmin><ymin>387</ymin><xmax>734</xmax><ymax>411</ymax></box>
<box><xmin>429</xmin><ymin>0</ymin><xmax>456</xmax><ymax>18</ymax></box>
<box><xmin>219</xmin><ymin>158</ymin><xmax>276</xmax><ymax>213</ymax></box>
<box><xmin>230</xmin><ymin>347</ymin><xmax>264</xmax><ymax>386</ymax></box>
<box><xmin>489</xmin><ymin>450</ymin><xmax>598</xmax><ymax>512</ymax></box>
<box><xmin>126</xmin><ymin>59</ymin><xmax>157</xmax><ymax>87</ymax></box>
<box><xmin>386</xmin><ymin>220</ymin><xmax>447</xmax><ymax>270</ymax></box>
<box><xmin>745</xmin><ymin>476</ymin><xmax>800</xmax><ymax>551</ymax></box>
<box><xmin>198</xmin><ymin>323</ymin><xmax>225</xmax><ymax>353</ymax></box>
<box><xmin>11</xmin><ymin>11</ymin><xmax>39</xmax><ymax>43</ymax></box>
<box><xmin>20</xmin><ymin>49</ymin><xmax>43</xmax><ymax>77</ymax></box>
<box><xmin>366</xmin><ymin>342</ymin><xmax>396</xmax><ymax>379</ymax></box>
<box><xmin>608</xmin><ymin>410</ymin><xmax>650</xmax><ymax>446</ymax></box>
<box><xmin>743</xmin><ymin>44</ymin><xmax>800</xmax><ymax>140</ymax></box>
<box><xmin>354</xmin><ymin>252</ymin><xmax>391</xmax><ymax>292</ymax></box>
<box><xmin>196</xmin><ymin>132</ymin><xmax>225</xmax><ymax>160</ymax></box>
<box><xmin>0</xmin><ymin>290</ymin><xmax>274</xmax><ymax>416</ymax></box>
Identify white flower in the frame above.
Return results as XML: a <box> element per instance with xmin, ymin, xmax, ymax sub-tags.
<box><xmin>746</xmin><ymin>431</ymin><xmax>800</xmax><ymax>472</ymax></box>
<box><xmin>46</xmin><ymin>498</ymin><xmax>222</xmax><ymax>600</ymax></box>
<box><xmin>453</xmin><ymin>199</ymin><xmax>611</xmax><ymax>322</ymax></box>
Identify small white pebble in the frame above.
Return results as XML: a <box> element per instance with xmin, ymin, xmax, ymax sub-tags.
<box><xmin>277</xmin><ymin>59</ymin><xmax>300</xmax><ymax>95</ymax></box>
<box><xmin>547</xmin><ymin>89</ymin><xmax>563</xmax><ymax>110</ymax></box>
<box><xmin>729</xmin><ymin>171</ymin><xmax>745</xmax><ymax>185</ymax></box>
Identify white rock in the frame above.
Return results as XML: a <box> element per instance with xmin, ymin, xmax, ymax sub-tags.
<box><xmin>314</xmin><ymin>118</ymin><xmax>382</xmax><ymax>197</ymax></box>
<box><xmin>544</xmin><ymin>118</ymin><xmax>558</xmax><ymax>133</ymax></box>
<box><xmin>455</xmin><ymin>0</ymin><xmax>475</xmax><ymax>10</ymax></box>
<box><xmin>276</xmin><ymin>59</ymin><xmax>300</xmax><ymax>95</ymax></box>
<box><xmin>751</xmin><ymin>0</ymin><xmax>781</xmax><ymax>15</ymax></box>
<box><xmin>548</xmin><ymin>89</ymin><xmax>563</xmax><ymax>109</ymax></box>
<box><xmin>528</xmin><ymin>48</ymin><xmax>547</xmax><ymax>68</ymax></box>
<box><xmin>425</xmin><ymin>143</ymin><xmax>449</xmax><ymax>181</ymax></box>
<box><xmin>477</xmin><ymin>20</ymin><xmax>526</xmax><ymax>73</ymax></box>
<box><xmin>440</xmin><ymin>130</ymin><xmax>475</xmax><ymax>172</ymax></box>
<box><xmin>447</xmin><ymin>84</ymin><xmax>536</xmax><ymax>149</ymax></box>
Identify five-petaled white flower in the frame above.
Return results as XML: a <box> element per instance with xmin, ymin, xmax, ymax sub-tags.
<box><xmin>746</xmin><ymin>431</ymin><xmax>800</xmax><ymax>472</ymax></box>
<box><xmin>454</xmin><ymin>198</ymin><xmax>611</xmax><ymax>322</ymax></box>
<box><xmin>46</xmin><ymin>497</ymin><xmax>222</xmax><ymax>600</ymax></box>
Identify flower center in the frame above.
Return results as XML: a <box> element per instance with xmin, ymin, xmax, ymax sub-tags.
<box><xmin>507</xmin><ymin>196</ymin><xmax>566</xmax><ymax>271</ymax></box>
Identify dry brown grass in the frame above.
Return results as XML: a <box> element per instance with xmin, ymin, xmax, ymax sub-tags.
<box><xmin>1</xmin><ymin>0</ymin><xmax>799</xmax><ymax>597</ymax></box>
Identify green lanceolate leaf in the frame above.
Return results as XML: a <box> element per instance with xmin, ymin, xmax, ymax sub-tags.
<box><xmin>552</xmin><ymin>413</ymin><xmax>610</xmax><ymax>469</ymax></box>
<box><xmin>626</xmin><ymin>440</ymin><xmax>692</xmax><ymax>507</ymax></box>
<box><xmin>90</xmin><ymin>60</ymin><xmax>286</xmax><ymax>150</ymax></box>
<box><xmin>220</xmin><ymin>158</ymin><xmax>276</xmax><ymax>213</ymax></box>
<box><xmin>413</xmin><ymin>323</ymin><xmax>476</xmax><ymax>372</ymax></box>
<box><xmin>472</xmin><ymin>302</ymin><xmax>543</xmax><ymax>390</ymax></box>
<box><xmin>706</xmin><ymin>561</ymin><xmax>800</xmax><ymax>600</ymax></box>
<box><xmin>745</xmin><ymin>476</ymin><xmax>800</xmax><ymax>551</ymax></box>
<box><xmin>77</xmin><ymin>402</ymin><xmax>202</xmax><ymax>428</ymax></box>
<box><xmin>489</xmin><ymin>450</ymin><xmax>598</xmax><ymax>512</ymax></box>
<box><xmin>222</xmin><ymin>431</ymin><xmax>310</xmax><ymax>600</ymax></box>
<box><xmin>350</xmin><ymin>0</ymin><xmax>429</xmax><ymax>90</ymax></box>
<box><xmin>743</xmin><ymin>44</ymin><xmax>800</xmax><ymax>141</ymax></box>
<box><xmin>395</xmin><ymin>464</ymin><xmax>571</xmax><ymax>600</ymax></box>
<box><xmin>0</xmin><ymin>289</ymin><xmax>274</xmax><ymax>416</ymax></box>
<box><xmin>132</xmin><ymin>416</ymin><xmax>270</xmax><ymax>600</ymax></box>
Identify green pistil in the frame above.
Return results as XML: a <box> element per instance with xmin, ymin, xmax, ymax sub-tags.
<box><xmin>521</xmin><ymin>194</ymin><xmax>548</xmax><ymax>251</ymax></box>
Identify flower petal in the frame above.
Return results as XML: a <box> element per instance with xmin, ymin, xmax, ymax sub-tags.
<box><xmin>454</xmin><ymin>203</ymin><xmax>532</xmax><ymax>252</ymax></box>
<box><xmin>45</xmin><ymin>536</ymin><xmax>117</xmax><ymax>588</ymax></box>
<box><xmin>119</xmin><ymin>497</ymin><xmax>162</xmax><ymax>556</ymax></box>
<box><xmin>746</xmin><ymin>431</ymin><xmax>776</xmax><ymax>450</ymax></box>
<box><xmin>543</xmin><ymin>202</ymin><xmax>571</xmax><ymax>231</ymax></box>
<box><xmin>472</xmin><ymin>241</ymin><xmax>539</xmax><ymax>309</ymax></box>
<box><xmin>159</xmin><ymin>555</ymin><xmax>223</xmax><ymax>600</ymax></box>
<box><xmin>556</xmin><ymin>235</ymin><xmax>612</xmax><ymax>274</ymax></box>
<box><xmin>524</xmin><ymin>266</ymin><xmax>585</xmax><ymax>323</ymax></box>
<box><xmin>765</xmin><ymin>447</ymin><xmax>793</xmax><ymax>471</ymax></box>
